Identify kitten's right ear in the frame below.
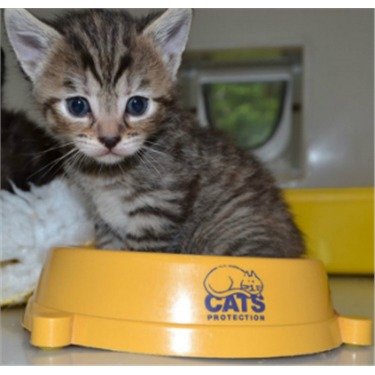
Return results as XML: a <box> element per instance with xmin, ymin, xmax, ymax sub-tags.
<box><xmin>4</xmin><ymin>9</ymin><xmax>61</xmax><ymax>82</ymax></box>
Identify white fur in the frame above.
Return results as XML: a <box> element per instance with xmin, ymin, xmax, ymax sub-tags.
<box><xmin>91</xmin><ymin>188</ymin><xmax>130</xmax><ymax>233</ymax></box>
<box><xmin>0</xmin><ymin>178</ymin><xmax>95</xmax><ymax>305</ymax></box>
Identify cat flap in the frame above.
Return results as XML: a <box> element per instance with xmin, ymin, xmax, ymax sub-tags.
<box><xmin>143</xmin><ymin>9</ymin><xmax>192</xmax><ymax>78</ymax></box>
<box><xmin>4</xmin><ymin>9</ymin><xmax>61</xmax><ymax>82</ymax></box>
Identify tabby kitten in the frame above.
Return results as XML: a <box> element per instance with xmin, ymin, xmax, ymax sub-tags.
<box><xmin>4</xmin><ymin>9</ymin><xmax>304</xmax><ymax>257</ymax></box>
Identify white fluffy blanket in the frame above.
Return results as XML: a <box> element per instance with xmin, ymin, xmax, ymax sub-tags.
<box><xmin>0</xmin><ymin>178</ymin><xmax>94</xmax><ymax>305</ymax></box>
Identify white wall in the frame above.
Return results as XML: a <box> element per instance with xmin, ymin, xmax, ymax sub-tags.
<box><xmin>1</xmin><ymin>9</ymin><xmax>374</xmax><ymax>188</ymax></box>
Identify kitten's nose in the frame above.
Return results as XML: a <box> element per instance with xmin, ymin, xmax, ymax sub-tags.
<box><xmin>98</xmin><ymin>136</ymin><xmax>121</xmax><ymax>150</ymax></box>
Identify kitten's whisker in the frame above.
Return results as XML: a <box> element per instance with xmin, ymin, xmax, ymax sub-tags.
<box><xmin>115</xmin><ymin>160</ymin><xmax>126</xmax><ymax>175</ymax></box>
<box><xmin>26</xmin><ymin>147</ymin><xmax>77</xmax><ymax>180</ymax></box>
<box><xmin>143</xmin><ymin>140</ymin><xmax>167</xmax><ymax>154</ymax></box>
<box><xmin>66</xmin><ymin>149</ymin><xmax>86</xmax><ymax>172</ymax></box>
<box><xmin>142</xmin><ymin>145</ymin><xmax>168</xmax><ymax>158</ymax></box>
<box><xmin>138</xmin><ymin>150</ymin><xmax>164</xmax><ymax>181</ymax></box>
<box><xmin>134</xmin><ymin>151</ymin><xmax>158</xmax><ymax>181</ymax></box>
<box><xmin>29</xmin><ymin>158</ymin><xmax>63</xmax><ymax>183</ymax></box>
<box><xmin>35</xmin><ymin>149</ymin><xmax>79</xmax><ymax>182</ymax></box>
<box><xmin>133</xmin><ymin>151</ymin><xmax>151</xmax><ymax>176</ymax></box>
<box><xmin>17</xmin><ymin>141</ymin><xmax>75</xmax><ymax>157</ymax></box>
<box><xmin>76</xmin><ymin>152</ymin><xmax>88</xmax><ymax>172</ymax></box>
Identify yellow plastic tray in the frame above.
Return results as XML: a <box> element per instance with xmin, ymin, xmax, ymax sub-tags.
<box><xmin>284</xmin><ymin>187</ymin><xmax>374</xmax><ymax>274</ymax></box>
<box><xmin>23</xmin><ymin>247</ymin><xmax>372</xmax><ymax>358</ymax></box>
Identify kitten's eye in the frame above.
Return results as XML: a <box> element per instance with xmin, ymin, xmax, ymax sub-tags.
<box><xmin>126</xmin><ymin>96</ymin><xmax>148</xmax><ymax>116</ymax></box>
<box><xmin>66</xmin><ymin>97</ymin><xmax>91</xmax><ymax>117</ymax></box>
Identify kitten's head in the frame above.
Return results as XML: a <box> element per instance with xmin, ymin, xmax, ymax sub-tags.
<box><xmin>4</xmin><ymin>9</ymin><xmax>192</xmax><ymax>165</ymax></box>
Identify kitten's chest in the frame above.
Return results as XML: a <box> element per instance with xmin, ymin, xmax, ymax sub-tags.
<box><xmin>92</xmin><ymin>188</ymin><xmax>131</xmax><ymax>231</ymax></box>
<box><xmin>78</xmin><ymin>175</ymin><xmax>134</xmax><ymax>232</ymax></box>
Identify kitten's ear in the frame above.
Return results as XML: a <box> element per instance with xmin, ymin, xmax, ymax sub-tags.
<box><xmin>143</xmin><ymin>8</ymin><xmax>192</xmax><ymax>78</ymax></box>
<box><xmin>4</xmin><ymin>9</ymin><xmax>61</xmax><ymax>82</ymax></box>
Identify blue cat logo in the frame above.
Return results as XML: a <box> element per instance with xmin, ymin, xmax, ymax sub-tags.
<box><xmin>204</xmin><ymin>265</ymin><xmax>266</xmax><ymax>321</ymax></box>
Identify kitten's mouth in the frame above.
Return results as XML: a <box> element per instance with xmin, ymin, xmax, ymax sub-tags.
<box><xmin>95</xmin><ymin>151</ymin><xmax>126</xmax><ymax>164</ymax></box>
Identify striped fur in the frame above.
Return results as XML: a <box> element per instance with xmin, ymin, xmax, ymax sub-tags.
<box><xmin>5</xmin><ymin>9</ymin><xmax>305</xmax><ymax>257</ymax></box>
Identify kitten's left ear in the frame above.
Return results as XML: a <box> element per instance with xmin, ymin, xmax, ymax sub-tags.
<box><xmin>143</xmin><ymin>9</ymin><xmax>192</xmax><ymax>79</ymax></box>
<box><xmin>4</xmin><ymin>9</ymin><xmax>61</xmax><ymax>83</ymax></box>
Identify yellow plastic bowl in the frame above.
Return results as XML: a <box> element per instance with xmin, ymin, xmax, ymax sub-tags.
<box><xmin>23</xmin><ymin>247</ymin><xmax>372</xmax><ymax>358</ymax></box>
